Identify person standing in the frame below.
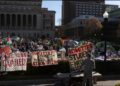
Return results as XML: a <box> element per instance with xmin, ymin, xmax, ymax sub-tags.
<box><xmin>81</xmin><ymin>53</ymin><xmax>94</xmax><ymax>86</ymax></box>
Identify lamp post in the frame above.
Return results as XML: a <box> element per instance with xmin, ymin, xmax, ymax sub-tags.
<box><xmin>103</xmin><ymin>11</ymin><xmax>109</xmax><ymax>62</ymax></box>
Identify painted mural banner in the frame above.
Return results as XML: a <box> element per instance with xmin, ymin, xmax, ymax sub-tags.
<box><xmin>0</xmin><ymin>52</ymin><xmax>28</xmax><ymax>71</ymax></box>
<box><xmin>31</xmin><ymin>50</ymin><xmax>58</xmax><ymax>66</ymax></box>
<box><xmin>68</xmin><ymin>42</ymin><xmax>93</xmax><ymax>71</ymax></box>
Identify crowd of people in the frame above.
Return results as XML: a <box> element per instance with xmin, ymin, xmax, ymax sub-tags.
<box><xmin>0</xmin><ymin>35</ymin><xmax>120</xmax><ymax>59</ymax></box>
<box><xmin>0</xmin><ymin>36</ymin><xmax>68</xmax><ymax>55</ymax></box>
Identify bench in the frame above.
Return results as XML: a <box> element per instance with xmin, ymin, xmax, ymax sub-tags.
<box><xmin>54</xmin><ymin>71</ymin><xmax>102</xmax><ymax>86</ymax></box>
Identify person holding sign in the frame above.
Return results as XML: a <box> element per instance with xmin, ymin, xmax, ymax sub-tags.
<box><xmin>81</xmin><ymin>53</ymin><xmax>94</xmax><ymax>86</ymax></box>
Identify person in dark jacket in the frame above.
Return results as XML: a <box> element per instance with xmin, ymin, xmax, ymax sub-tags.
<box><xmin>81</xmin><ymin>53</ymin><xmax>94</xmax><ymax>86</ymax></box>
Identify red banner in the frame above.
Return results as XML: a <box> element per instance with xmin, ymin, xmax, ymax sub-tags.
<box><xmin>68</xmin><ymin>43</ymin><xmax>92</xmax><ymax>55</ymax></box>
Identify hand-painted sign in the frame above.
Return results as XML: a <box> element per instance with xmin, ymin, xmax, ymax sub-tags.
<box><xmin>68</xmin><ymin>42</ymin><xmax>93</xmax><ymax>71</ymax></box>
<box><xmin>31</xmin><ymin>50</ymin><xmax>58</xmax><ymax>66</ymax></box>
<box><xmin>0</xmin><ymin>52</ymin><xmax>28</xmax><ymax>71</ymax></box>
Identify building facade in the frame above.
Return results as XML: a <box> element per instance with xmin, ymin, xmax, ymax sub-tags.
<box><xmin>110</xmin><ymin>8</ymin><xmax>120</xmax><ymax>18</ymax></box>
<box><xmin>109</xmin><ymin>8</ymin><xmax>120</xmax><ymax>41</ymax></box>
<box><xmin>62</xmin><ymin>15</ymin><xmax>96</xmax><ymax>39</ymax></box>
<box><xmin>105</xmin><ymin>4</ymin><xmax>119</xmax><ymax>12</ymax></box>
<box><xmin>0</xmin><ymin>0</ymin><xmax>55</xmax><ymax>38</ymax></box>
<box><xmin>62</xmin><ymin>15</ymin><xmax>120</xmax><ymax>42</ymax></box>
<box><xmin>62</xmin><ymin>0</ymin><xmax>105</xmax><ymax>25</ymax></box>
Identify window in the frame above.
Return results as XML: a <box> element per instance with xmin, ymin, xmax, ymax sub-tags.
<box><xmin>43</xmin><ymin>14</ymin><xmax>46</xmax><ymax>18</ymax></box>
<box><xmin>12</xmin><ymin>14</ymin><xmax>16</xmax><ymax>27</ymax></box>
<box><xmin>33</xmin><ymin>15</ymin><xmax>37</xmax><ymax>27</ymax></box>
<box><xmin>28</xmin><ymin>15</ymin><xmax>32</xmax><ymax>27</ymax></box>
<box><xmin>1</xmin><ymin>14</ymin><xmax>5</xmax><ymax>26</ymax></box>
<box><xmin>23</xmin><ymin>15</ymin><xmax>26</xmax><ymax>27</ymax></box>
<box><xmin>6</xmin><ymin>14</ymin><xmax>10</xmax><ymax>26</ymax></box>
<box><xmin>17</xmin><ymin>14</ymin><xmax>21</xmax><ymax>26</ymax></box>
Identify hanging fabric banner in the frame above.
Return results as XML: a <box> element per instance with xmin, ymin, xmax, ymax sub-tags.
<box><xmin>0</xmin><ymin>52</ymin><xmax>28</xmax><ymax>71</ymax></box>
<box><xmin>31</xmin><ymin>50</ymin><xmax>58</xmax><ymax>66</ymax></box>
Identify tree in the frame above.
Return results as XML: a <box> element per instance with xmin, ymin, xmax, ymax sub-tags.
<box><xmin>84</xmin><ymin>17</ymin><xmax>102</xmax><ymax>40</ymax></box>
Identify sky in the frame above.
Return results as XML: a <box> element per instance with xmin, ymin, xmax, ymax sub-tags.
<box><xmin>42</xmin><ymin>1</ymin><xmax>120</xmax><ymax>26</ymax></box>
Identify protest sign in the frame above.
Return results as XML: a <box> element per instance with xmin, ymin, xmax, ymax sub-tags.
<box><xmin>68</xmin><ymin>42</ymin><xmax>92</xmax><ymax>55</ymax></box>
<box><xmin>68</xmin><ymin>42</ymin><xmax>93</xmax><ymax>71</ymax></box>
<box><xmin>32</xmin><ymin>50</ymin><xmax>58</xmax><ymax>66</ymax></box>
<box><xmin>0</xmin><ymin>52</ymin><xmax>28</xmax><ymax>71</ymax></box>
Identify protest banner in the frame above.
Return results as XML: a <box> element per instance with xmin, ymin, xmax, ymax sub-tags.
<box><xmin>68</xmin><ymin>42</ymin><xmax>93</xmax><ymax>71</ymax></box>
<box><xmin>68</xmin><ymin>42</ymin><xmax>92</xmax><ymax>55</ymax></box>
<box><xmin>0</xmin><ymin>52</ymin><xmax>28</xmax><ymax>71</ymax></box>
<box><xmin>31</xmin><ymin>50</ymin><xmax>58</xmax><ymax>66</ymax></box>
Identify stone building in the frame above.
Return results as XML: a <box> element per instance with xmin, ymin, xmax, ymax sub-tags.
<box><xmin>62</xmin><ymin>15</ymin><xmax>120</xmax><ymax>41</ymax></box>
<box><xmin>62</xmin><ymin>0</ymin><xmax>105</xmax><ymax>25</ymax></box>
<box><xmin>110</xmin><ymin>8</ymin><xmax>120</xmax><ymax>18</ymax></box>
<box><xmin>0</xmin><ymin>0</ymin><xmax>55</xmax><ymax>38</ymax></box>
<box><xmin>105</xmin><ymin>4</ymin><xmax>119</xmax><ymax>12</ymax></box>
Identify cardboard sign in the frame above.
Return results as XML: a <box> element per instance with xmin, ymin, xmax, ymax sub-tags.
<box><xmin>68</xmin><ymin>42</ymin><xmax>93</xmax><ymax>71</ymax></box>
<box><xmin>68</xmin><ymin>43</ymin><xmax>92</xmax><ymax>55</ymax></box>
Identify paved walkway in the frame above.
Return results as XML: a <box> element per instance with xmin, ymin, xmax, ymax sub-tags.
<box><xmin>0</xmin><ymin>74</ymin><xmax>120</xmax><ymax>86</ymax></box>
<box><xmin>0</xmin><ymin>79</ymin><xmax>55</xmax><ymax>86</ymax></box>
<box><xmin>0</xmin><ymin>79</ymin><xmax>120</xmax><ymax>86</ymax></box>
<box><xmin>94</xmin><ymin>80</ymin><xmax>120</xmax><ymax>86</ymax></box>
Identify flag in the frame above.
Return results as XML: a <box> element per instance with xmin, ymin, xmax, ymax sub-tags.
<box><xmin>0</xmin><ymin>45</ymin><xmax>12</xmax><ymax>55</ymax></box>
<box><xmin>0</xmin><ymin>38</ymin><xmax>2</xmax><ymax>44</ymax></box>
<box><xmin>6</xmin><ymin>36</ymin><xmax>12</xmax><ymax>45</ymax></box>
